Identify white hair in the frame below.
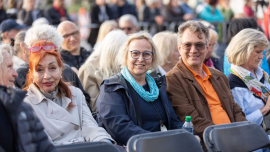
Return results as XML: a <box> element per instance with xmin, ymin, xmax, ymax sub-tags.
<box><xmin>0</xmin><ymin>43</ymin><xmax>13</xmax><ymax>84</ymax></box>
<box><xmin>145</xmin><ymin>0</ymin><xmax>159</xmax><ymax>6</ymax></box>
<box><xmin>24</xmin><ymin>24</ymin><xmax>63</xmax><ymax>48</ymax></box>
<box><xmin>32</xmin><ymin>17</ymin><xmax>49</xmax><ymax>27</ymax></box>
<box><xmin>85</xmin><ymin>30</ymin><xmax>127</xmax><ymax>80</ymax></box>
<box><xmin>119</xmin><ymin>14</ymin><xmax>139</xmax><ymax>27</ymax></box>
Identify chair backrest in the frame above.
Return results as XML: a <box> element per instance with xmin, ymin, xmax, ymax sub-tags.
<box><xmin>127</xmin><ymin>129</ymin><xmax>203</xmax><ymax>152</ymax></box>
<box><xmin>56</xmin><ymin>142</ymin><xmax>120</xmax><ymax>152</ymax></box>
<box><xmin>203</xmin><ymin>121</ymin><xmax>270</xmax><ymax>152</ymax></box>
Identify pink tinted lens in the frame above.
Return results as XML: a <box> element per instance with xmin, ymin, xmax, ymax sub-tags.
<box><xmin>43</xmin><ymin>45</ymin><xmax>55</xmax><ymax>51</ymax></box>
<box><xmin>30</xmin><ymin>46</ymin><xmax>41</xmax><ymax>52</ymax></box>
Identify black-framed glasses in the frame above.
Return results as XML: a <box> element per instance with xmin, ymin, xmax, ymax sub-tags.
<box><xmin>130</xmin><ymin>50</ymin><xmax>153</xmax><ymax>60</ymax></box>
<box><xmin>121</xmin><ymin>27</ymin><xmax>133</xmax><ymax>31</ymax></box>
<box><xmin>181</xmin><ymin>42</ymin><xmax>206</xmax><ymax>51</ymax></box>
<box><xmin>63</xmin><ymin>31</ymin><xmax>79</xmax><ymax>39</ymax></box>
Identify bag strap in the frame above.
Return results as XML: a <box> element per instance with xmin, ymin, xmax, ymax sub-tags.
<box><xmin>125</xmin><ymin>80</ymin><xmax>143</xmax><ymax>128</ymax></box>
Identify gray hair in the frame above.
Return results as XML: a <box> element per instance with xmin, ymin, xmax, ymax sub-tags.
<box><xmin>24</xmin><ymin>24</ymin><xmax>63</xmax><ymax>48</ymax></box>
<box><xmin>13</xmin><ymin>30</ymin><xmax>26</xmax><ymax>55</ymax></box>
<box><xmin>117</xmin><ymin>31</ymin><xmax>162</xmax><ymax>70</ymax></box>
<box><xmin>0</xmin><ymin>43</ymin><xmax>13</xmax><ymax>81</ymax></box>
<box><xmin>177</xmin><ymin>20</ymin><xmax>209</xmax><ymax>45</ymax></box>
<box><xmin>32</xmin><ymin>17</ymin><xmax>49</xmax><ymax>27</ymax></box>
<box><xmin>145</xmin><ymin>0</ymin><xmax>159</xmax><ymax>6</ymax></box>
<box><xmin>119</xmin><ymin>14</ymin><xmax>139</xmax><ymax>27</ymax></box>
<box><xmin>226</xmin><ymin>28</ymin><xmax>269</xmax><ymax>66</ymax></box>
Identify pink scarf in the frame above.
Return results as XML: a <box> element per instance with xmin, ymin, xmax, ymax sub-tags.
<box><xmin>204</xmin><ymin>58</ymin><xmax>215</xmax><ymax>69</ymax></box>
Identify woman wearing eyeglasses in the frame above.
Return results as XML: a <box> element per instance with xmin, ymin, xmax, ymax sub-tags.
<box><xmin>23</xmin><ymin>40</ymin><xmax>115</xmax><ymax>145</ymax></box>
<box><xmin>203</xmin><ymin>28</ymin><xmax>222</xmax><ymax>71</ymax></box>
<box><xmin>96</xmin><ymin>32</ymin><xmax>199</xmax><ymax>146</ymax></box>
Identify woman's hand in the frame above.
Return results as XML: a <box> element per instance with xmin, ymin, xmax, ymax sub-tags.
<box><xmin>260</xmin><ymin>97</ymin><xmax>270</xmax><ymax>116</ymax></box>
<box><xmin>194</xmin><ymin>135</ymin><xmax>201</xmax><ymax>143</ymax></box>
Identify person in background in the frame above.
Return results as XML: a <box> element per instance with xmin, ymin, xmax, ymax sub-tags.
<box><xmin>18</xmin><ymin>0</ymin><xmax>44</xmax><ymax>26</ymax></box>
<box><xmin>6</xmin><ymin>0</ymin><xmax>18</xmax><ymax>19</ymax></box>
<box><xmin>166</xmin><ymin>21</ymin><xmax>247</xmax><ymax>150</ymax></box>
<box><xmin>96</xmin><ymin>32</ymin><xmax>199</xmax><ymax>146</ymax></box>
<box><xmin>94</xmin><ymin>20</ymin><xmax>118</xmax><ymax>49</ymax></box>
<box><xmin>45</xmin><ymin>0</ymin><xmax>71</xmax><ymax>25</ymax></box>
<box><xmin>224</xmin><ymin>18</ymin><xmax>270</xmax><ymax>76</ymax></box>
<box><xmin>198</xmin><ymin>0</ymin><xmax>224</xmax><ymax>22</ymax></box>
<box><xmin>264</xmin><ymin>0</ymin><xmax>270</xmax><ymax>40</ymax></box>
<box><xmin>162</xmin><ymin>0</ymin><xmax>193</xmax><ymax>23</ymax></box>
<box><xmin>140</xmin><ymin>0</ymin><xmax>163</xmax><ymax>26</ymax></box>
<box><xmin>180</xmin><ymin>0</ymin><xmax>194</xmax><ymax>15</ymax></box>
<box><xmin>0</xmin><ymin>19</ymin><xmax>25</xmax><ymax>45</ymax></box>
<box><xmin>14</xmin><ymin>24</ymin><xmax>91</xmax><ymax>105</ymax></box>
<box><xmin>57</xmin><ymin>21</ymin><xmax>91</xmax><ymax>74</ymax></box>
<box><xmin>11</xmin><ymin>30</ymin><xmax>29</xmax><ymax>70</ymax></box>
<box><xmin>136</xmin><ymin>0</ymin><xmax>146</xmax><ymax>22</ymax></box>
<box><xmin>79</xmin><ymin>30</ymin><xmax>127</xmax><ymax>113</ymax></box>
<box><xmin>149</xmin><ymin>31</ymin><xmax>179</xmax><ymax>77</ymax></box>
<box><xmin>0</xmin><ymin>0</ymin><xmax>7</xmax><ymax>24</ymax></box>
<box><xmin>0</xmin><ymin>43</ymin><xmax>56</xmax><ymax>152</ymax></box>
<box><xmin>244</xmin><ymin>0</ymin><xmax>255</xmax><ymax>18</ymax></box>
<box><xmin>119</xmin><ymin>14</ymin><xmax>138</xmax><ymax>35</ymax></box>
<box><xmin>88</xmin><ymin>0</ymin><xmax>114</xmax><ymax>47</ymax></box>
<box><xmin>227</xmin><ymin>29</ymin><xmax>270</xmax><ymax>152</ymax></box>
<box><xmin>203</xmin><ymin>26</ymin><xmax>222</xmax><ymax>71</ymax></box>
<box><xmin>23</xmin><ymin>40</ymin><xmax>115</xmax><ymax>145</ymax></box>
<box><xmin>116</xmin><ymin>0</ymin><xmax>137</xmax><ymax>19</ymax></box>
<box><xmin>0</xmin><ymin>43</ymin><xmax>18</xmax><ymax>87</ymax></box>
<box><xmin>217</xmin><ymin>0</ymin><xmax>234</xmax><ymax>22</ymax></box>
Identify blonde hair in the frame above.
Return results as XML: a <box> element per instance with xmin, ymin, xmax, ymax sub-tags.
<box><xmin>0</xmin><ymin>43</ymin><xmax>13</xmax><ymax>84</ymax></box>
<box><xmin>226</xmin><ymin>28</ymin><xmax>269</xmax><ymax>65</ymax></box>
<box><xmin>96</xmin><ymin>20</ymin><xmax>118</xmax><ymax>43</ymax></box>
<box><xmin>85</xmin><ymin>30</ymin><xmax>127</xmax><ymax>80</ymax></box>
<box><xmin>152</xmin><ymin>31</ymin><xmax>177</xmax><ymax>65</ymax></box>
<box><xmin>117</xmin><ymin>31</ymin><xmax>162</xmax><ymax>70</ymax></box>
<box><xmin>24</xmin><ymin>24</ymin><xmax>63</xmax><ymax>48</ymax></box>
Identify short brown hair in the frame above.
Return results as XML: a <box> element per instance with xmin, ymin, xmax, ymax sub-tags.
<box><xmin>177</xmin><ymin>20</ymin><xmax>209</xmax><ymax>45</ymax></box>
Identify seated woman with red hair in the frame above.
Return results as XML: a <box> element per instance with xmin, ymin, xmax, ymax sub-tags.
<box><xmin>23</xmin><ymin>40</ymin><xmax>115</xmax><ymax>145</ymax></box>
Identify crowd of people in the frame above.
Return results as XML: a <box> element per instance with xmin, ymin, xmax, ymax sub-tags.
<box><xmin>1</xmin><ymin>0</ymin><xmax>270</xmax><ymax>152</ymax></box>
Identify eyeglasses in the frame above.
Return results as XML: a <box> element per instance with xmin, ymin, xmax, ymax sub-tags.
<box><xmin>181</xmin><ymin>42</ymin><xmax>206</xmax><ymax>51</ymax></box>
<box><xmin>62</xmin><ymin>31</ymin><xmax>79</xmax><ymax>39</ymax></box>
<box><xmin>121</xmin><ymin>27</ymin><xmax>133</xmax><ymax>31</ymax></box>
<box><xmin>130</xmin><ymin>50</ymin><xmax>153</xmax><ymax>60</ymax></box>
<box><xmin>208</xmin><ymin>43</ymin><xmax>219</xmax><ymax>50</ymax></box>
<box><xmin>29</xmin><ymin>45</ymin><xmax>56</xmax><ymax>52</ymax></box>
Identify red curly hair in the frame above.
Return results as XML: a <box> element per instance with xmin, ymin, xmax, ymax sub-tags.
<box><xmin>24</xmin><ymin>40</ymin><xmax>73</xmax><ymax>108</ymax></box>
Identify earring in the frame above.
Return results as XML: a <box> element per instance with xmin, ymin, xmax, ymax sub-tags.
<box><xmin>61</xmin><ymin>76</ymin><xmax>62</xmax><ymax>78</ymax></box>
<box><xmin>32</xmin><ymin>80</ymin><xmax>34</xmax><ymax>84</ymax></box>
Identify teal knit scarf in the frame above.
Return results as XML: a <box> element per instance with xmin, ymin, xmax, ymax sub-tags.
<box><xmin>121</xmin><ymin>67</ymin><xmax>159</xmax><ymax>102</ymax></box>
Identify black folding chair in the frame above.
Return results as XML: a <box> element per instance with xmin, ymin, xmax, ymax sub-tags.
<box><xmin>203</xmin><ymin>121</ymin><xmax>270</xmax><ymax>152</ymax></box>
<box><xmin>56</xmin><ymin>142</ymin><xmax>120</xmax><ymax>152</ymax></box>
<box><xmin>127</xmin><ymin>129</ymin><xmax>203</xmax><ymax>152</ymax></box>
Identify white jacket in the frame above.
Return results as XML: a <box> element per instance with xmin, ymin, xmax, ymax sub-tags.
<box><xmin>24</xmin><ymin>84</ymin><xmax>115</xmax><ymax>145</ymax></box>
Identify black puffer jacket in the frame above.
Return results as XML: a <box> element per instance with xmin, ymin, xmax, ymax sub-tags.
<box><xmin>0</xmin><ymin>85</ymin><xmax>56</xmax><ymax>152</ymax></box>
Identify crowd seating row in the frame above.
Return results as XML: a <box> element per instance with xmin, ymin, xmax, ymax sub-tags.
<box><xmin>56</xmin><ymin>121</ymin><xmax>270</xmax><ymax>152</ymax></box>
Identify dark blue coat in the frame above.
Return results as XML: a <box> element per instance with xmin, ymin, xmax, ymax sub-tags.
<box><xmin>96</xmin><ymin>73</ymin><xmax>183</xmax><ymax>145</ymax></box>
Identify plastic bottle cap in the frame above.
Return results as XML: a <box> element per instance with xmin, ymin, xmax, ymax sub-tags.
<box><xmin>185</xmin><ymin>116</ymin><xmax>191</xmax><ymax>121</ymax></box>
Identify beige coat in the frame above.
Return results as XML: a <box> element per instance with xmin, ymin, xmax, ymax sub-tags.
<box><xmin>24</xmin><ymin>84</ymin><xmax>114</xmax><ymax>145</ymax></box>
<box><xmin>78</xmin><ymin>58</ymin><xmax>103</xmax><ymax>112</ymax></box>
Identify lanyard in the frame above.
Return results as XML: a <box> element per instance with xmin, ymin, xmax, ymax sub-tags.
<box><xmin>151</xmin><ymin>102</ymin><xmax>167</xmax><ymax>132</ymax></box>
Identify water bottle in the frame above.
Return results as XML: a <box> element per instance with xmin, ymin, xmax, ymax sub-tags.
<box><xmin>182</xmin><ymin>116</ymin><xmax>194</xmax><ymax>134</ymax></box>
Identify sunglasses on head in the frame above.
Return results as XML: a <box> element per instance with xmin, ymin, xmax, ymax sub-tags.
<box><xmin>29</xmin><ymin>45</ymin><xmax>56</xmax><ymax>53</ymax></box>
